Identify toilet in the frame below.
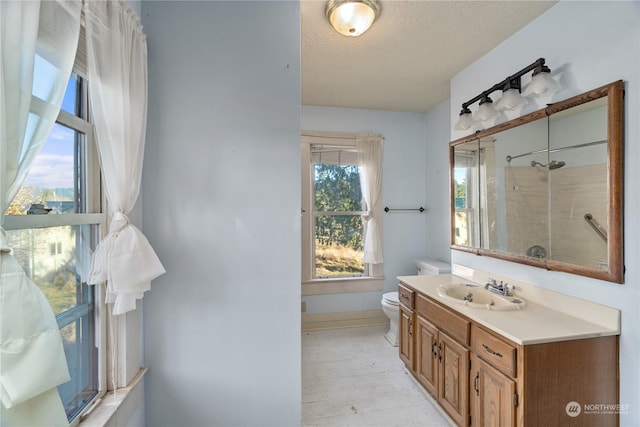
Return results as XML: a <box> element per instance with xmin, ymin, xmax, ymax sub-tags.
<box><xmin>381</xmin><ymin>259</ymin><xmax>451</xmax><ymax>347</ymax></box>
<box><xmin>381</xmin><ymin>291</ymin><xmax>400</xmax><ymax>346</ymax></box>
<box><xmin>415</xmin><ymin>258</ymin><xmax>452</xmax><ymax>276</ymax></box>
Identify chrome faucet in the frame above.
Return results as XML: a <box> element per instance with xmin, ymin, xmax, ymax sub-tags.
<box><xmin>484</xmin><ymin>278</ymin><xmax>515</xmax><ymax>296</ymax></box>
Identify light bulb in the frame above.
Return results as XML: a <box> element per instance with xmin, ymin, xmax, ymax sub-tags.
<box><xmin>454</xmin><ymin>108</ymin><xmax>474</xmax><ymax>130</ymax></box>
<box><xmin>523</xmin><ymin>69</ymin><xmax>560</xmax><ymax>97</ymax></box>
<box><xmin>496</xmin><ymin>88</ymin><xmax>527</xmax><ymax>111</ymax></box>
<box><xmin>473</xmin><ymin>97</ymin><xmax>499</xmax><ymax>122</ymax></box>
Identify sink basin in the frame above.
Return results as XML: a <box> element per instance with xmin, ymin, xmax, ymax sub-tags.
<box><xmin>437</xmin><ymin>283</ymin><xmax>526</xmax><ymax>311</ymax></box>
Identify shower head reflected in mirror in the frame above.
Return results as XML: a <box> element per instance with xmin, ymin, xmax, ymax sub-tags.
<box><xmin>530</xmin><ymin>160</ymin><xmax>566</xmax><ymax>170</ymax></box>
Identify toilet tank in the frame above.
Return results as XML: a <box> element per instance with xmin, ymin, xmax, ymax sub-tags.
<box><xmin>415</xmin><ymin>259</ymin><xmax>451</xmax><ymax>275</ymax></box>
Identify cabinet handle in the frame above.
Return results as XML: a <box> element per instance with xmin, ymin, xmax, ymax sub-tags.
<box><xmin>438</xmin><ymin>343</ymin><xmax>442</xmax><ymax>361</ymax></box>
<box><xmin>432</xmin><ymin>341</ymin><xmax>437</xmax><ymax>358</ymax></box>
<box><xmin>474</xmin><ymin>372</ymin><xmax>480</xmax><ymax>396</ymax></box>
<box><xmin>409</xmin><ymin>320</ymin><xmax>413</xmax><ymax>337</ymax></box>
<box><xmin>482</xmin><ymin>344</ymin><xmax>503</xmax><ymax>358</ymax></box>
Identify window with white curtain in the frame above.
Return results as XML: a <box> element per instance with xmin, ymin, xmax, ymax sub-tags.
<box><xmin>3</xmin><ymin>62</ymin><xmax>105</xmax><ymax>424</ymax></box>
<box><xmin>301</xmin><ymin>132</ymin><xmax>384</xmax><ymax>295</ymax></box>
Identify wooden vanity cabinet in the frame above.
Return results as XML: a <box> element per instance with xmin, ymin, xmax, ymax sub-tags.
<box><xmin>398</xmin><ymin>284</ymin><xmax>415</xmax><ymax>369</ymax></box>
<box><xmin>398</xmin><ymin>282</ymin><xmax>619</xmax><ymax>427</ymax></box>
<box><xmin>470</xmin><ymin>354</ymin><xmax>516</xmax><ymax>426</ymax></box>
<box><xmin>414</xmin><ymin>294</ymin><xmax>469</xmax><ymax>427</ymax></box>
<box><xmin>399</xmin><ymin>304</ymin><xmax>414</xmax><ymax>369</ymax></box>
<box><xmin>415</xmin><ymin>316</ymin><xmax>438</xmax><ymax>396</ymax></box>
<box><xmin>516</xmin><ymin>335</ymin><xmax>619</xmax><ymax>427</ymax></box>
<box><xmin>470</xmin><ymin>325</ymin><xmax>518</xmax><ymax>427</ymax></box>
<box><xmin>470</xmin><ymin>324</ymin><xmax>619</xmax><ymax>427</ymax></box>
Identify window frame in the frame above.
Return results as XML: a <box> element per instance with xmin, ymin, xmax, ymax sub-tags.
<box><xmin>301</xmin><ymin>132</ymin><xmax>383</xmax><ymax>296</ymax></box>
<box><xmin>453</xmin><ymin>149</ymin><xmax>479</xmax><ymax>248</ymax></box>
<box><xmin>2</xmin><ymin>70</ymin><xmax>107</xmax><ymax>425</ymax></box>
<box><xmin>313</xmin><ymin>163</ymin><xmax>369</xmax><ymax>279</ymax></box>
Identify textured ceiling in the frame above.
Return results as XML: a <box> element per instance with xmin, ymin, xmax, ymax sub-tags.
<box><xmin>302</xmin><ymin>0</ymin><xmax>556</xmax><ymax>113</ymax></box>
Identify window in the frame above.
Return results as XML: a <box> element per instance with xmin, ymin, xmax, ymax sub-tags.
<box><xmin>301</xmin><ymin>133</ymin><xmax>383</xmax><ymax>294</ymax></box>
<box><xmin>314</xmin><ymin>162</ymin><xmax>365</xmax><ymax>277</ymax></box>
<box><xmin>453</xmin><ymin>148</ymin><xmax>479</xmax><ymax>247</ymax></box>
<box><xmin>3</xmin><ymin>67</ymin><xmax>104</xmax><ymax>422</ymax></box>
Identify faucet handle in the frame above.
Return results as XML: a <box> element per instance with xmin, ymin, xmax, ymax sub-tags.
<box><xmin>487</xmin><ymin>277</ymin><xmax>497</xmax><ymax>285</ymax></box>
<box><xmin>503</xmin><ymin>282</ymin><xmax>515</xmax><ymax>295</ymax></box>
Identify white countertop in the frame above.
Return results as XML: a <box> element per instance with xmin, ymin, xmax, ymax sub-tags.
<box><xmin>397</xmin><ymin>274</ymin><xmax>620</xmax><ymax>345</ymax></box>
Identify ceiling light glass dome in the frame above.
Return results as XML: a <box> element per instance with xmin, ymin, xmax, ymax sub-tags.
<box><xmin>326</xmin><ymin>0</ymin><xmax>380</xmax><ymax>37</ymax></box>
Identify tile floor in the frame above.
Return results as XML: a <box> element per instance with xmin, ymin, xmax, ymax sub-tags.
<box><xmin>302</xmin><ymin>325</ymin><xmax>454</xmax><ymax>426</ymax></box>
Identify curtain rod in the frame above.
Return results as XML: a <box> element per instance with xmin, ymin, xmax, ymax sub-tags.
<box><xmin>311</xmin><ymin>147</ymin><xmax>358</xmax><ymax>152</ymax></box>
<box><xmin>302</xmin><ymin>131</ymin><xmax>384</xmax><ymax>140</ymax></box>
<box><xmin>302</xmin><ymin>133</ymin><xmax>356</xmax><ymax>140</ymax></box>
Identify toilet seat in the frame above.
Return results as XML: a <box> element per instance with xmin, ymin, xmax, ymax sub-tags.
<box><xmin>382</xmin><ymin>291</ymin><xmax>399</xmax><ymax>305</ymax></box>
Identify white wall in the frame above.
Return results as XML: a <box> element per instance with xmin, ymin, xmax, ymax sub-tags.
<box><xmin>140</xmin><ymin>2</ymin><xmax>301</xmax><ymax>426</ymax></box>
<box><xmin>449</xmin><ymin>2</ymin><xmax>640</xmax><ymax>425</ymax></box>
<box><xmin>301</xmin><ymin>106</ymin><xmax>429</xmax><ymax>313</ymax></box>
<box><xmin>424</xmin><ymin>99</ymin><xmax>452</xmax><ymax>262</ymax></box>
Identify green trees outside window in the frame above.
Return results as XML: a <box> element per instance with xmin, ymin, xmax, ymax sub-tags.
<box><xmin>314</xmin><ymin>164</ymin><xmax>365</xmax><ymax>276</ymax></box>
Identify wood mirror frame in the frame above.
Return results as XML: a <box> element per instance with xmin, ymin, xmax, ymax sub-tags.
<box><xmin>450</xmin><ymin>80</ymin><xmax>624</xmax><ymax>283</ymax></box>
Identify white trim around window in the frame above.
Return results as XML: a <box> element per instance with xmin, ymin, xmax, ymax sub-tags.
<box><xmin>301</xmin><ymin>131</ymin><xmax>384</xmax><ymax>295</ymax></box>
<box><xmin>302</xmin><ymin>275</ymin><xmax>384</xmax><ymax>295</ymax></box>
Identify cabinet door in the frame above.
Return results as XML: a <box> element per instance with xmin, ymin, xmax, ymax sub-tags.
<box><xmin>415</xmin><ymin>316</ymin><xmax>438</xmax><ymax>397</ymax></box>
<box><xmin>399</xmin><ymin>304</ymin><xmax>414</xmax><ymax>370</ymax></box>
<box><xmin>470</xmin><ymin>355</ymin><xmax>516</xmax><ymax>427</ymax></box>
<box><xmin>438</xmin><ymin>331</ymin><xmax>469</xmax><ymax>427</ymax></box>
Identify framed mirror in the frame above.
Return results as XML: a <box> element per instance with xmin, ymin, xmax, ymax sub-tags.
<box><xmin>450</xmin><ymin>80</ymin><xmax>624</xmax><ymax>283</ymax></box>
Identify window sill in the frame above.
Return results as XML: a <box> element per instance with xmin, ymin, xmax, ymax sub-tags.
<box><xmin>77</xmin><ymin>368</ymin><xmax>146</xmax><ymax>427</ymax></box>
<box><xmin>302</xmin><ymin>276</ymin><xmax>384</xmax><ymax>295</ymax></box>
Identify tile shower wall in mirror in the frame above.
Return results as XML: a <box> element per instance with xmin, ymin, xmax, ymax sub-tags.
<box><xmin>548</xmin><ymin>97</ymin><xmax>608</xmax><ymax>269</ymax></box>
<box><xmin>488</xmin><ymin>117</ymin><xmax>549</xmax><ymax>256</ymax></box>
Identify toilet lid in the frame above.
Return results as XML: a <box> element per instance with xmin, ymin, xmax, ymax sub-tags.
<box><xmin>382</xmin><ymin>291</ymin><xmax>399</xmax><ymax>305</ymax></box>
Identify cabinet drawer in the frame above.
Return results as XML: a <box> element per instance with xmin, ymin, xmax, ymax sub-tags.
<box><xmin>416</xmin><ymin>294</ymin><xmax>469</xmax><ymax>345</ymax></box>
<box><xmin>471</xmin><ymin>325</ymin><xmax>517</xmax><ymax>378</ymax></box>
<box><xmin>398</xmin><ymin>284</ymin><xmax>415</xmax><ymax>308</ymax></box>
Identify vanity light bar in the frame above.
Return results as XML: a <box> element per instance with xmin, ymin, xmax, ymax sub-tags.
<box><xmin>455</xmin><ymin>58</ymin><xmax>559</xmax><ymax>130</ymax></box>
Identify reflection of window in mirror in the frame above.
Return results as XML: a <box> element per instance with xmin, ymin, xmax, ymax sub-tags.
<box><xmin>453</xmin><ymin>144</ymin><xmax>479</xmax><ymax>247</ymax></box>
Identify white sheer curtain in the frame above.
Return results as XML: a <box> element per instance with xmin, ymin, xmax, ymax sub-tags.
<box><xmin>85</xmin><ymin>0</ymin><xmax>165</xmax><ymax>316</ymax></box>
<box><xmin>1</xmin><ymin>0</ymin><xmax>81</xmax><ymax>424</ymax></box>
<box><xmin>357</xmin><ymin>135</ymin><xmax>384</xmax><ymax>264</ymax></box>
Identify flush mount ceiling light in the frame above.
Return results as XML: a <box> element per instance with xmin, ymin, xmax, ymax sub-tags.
<box><xmin>454</xmin><ymin>58</ymin><xmax>560</xmax><ymax>130</ymax></box>
<box><xmin>326</xmin><ymin>0</ymin><xmax>381</xmax><ymax>37</ymax></box>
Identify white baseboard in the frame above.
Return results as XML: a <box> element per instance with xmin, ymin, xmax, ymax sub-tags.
<box><xmin>302</xmin><ymin>309</ymin><xmax>388</xmax><ymax>331</ymax></box>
